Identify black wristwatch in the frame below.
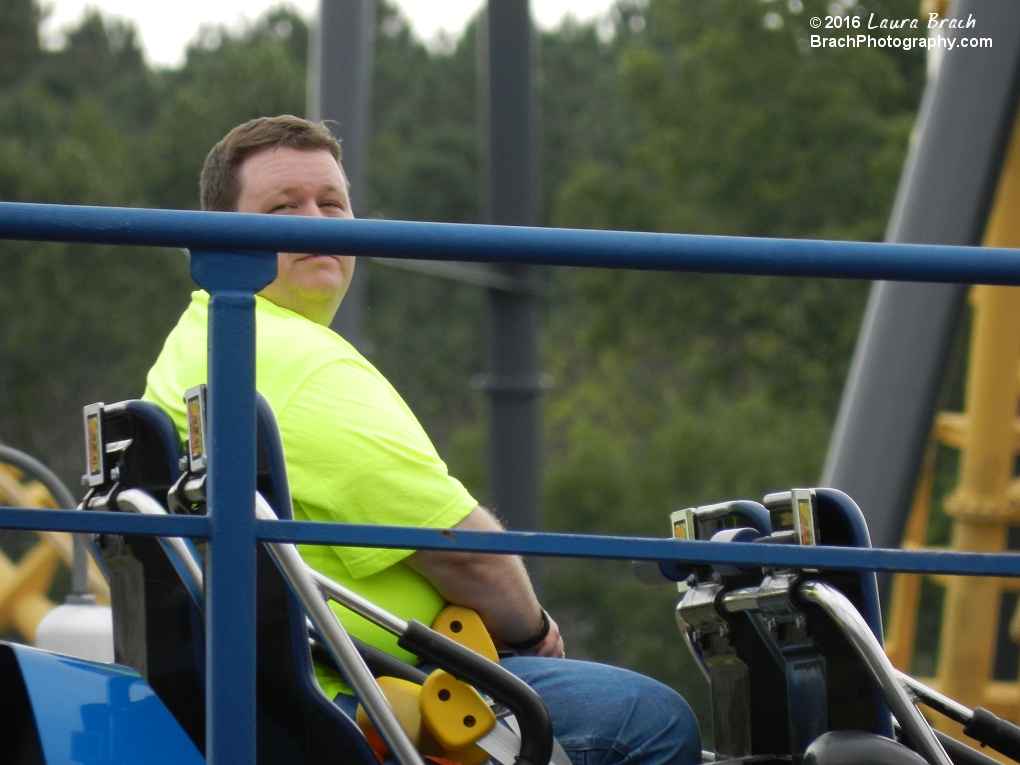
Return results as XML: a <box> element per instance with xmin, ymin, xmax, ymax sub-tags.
<box><xmin>503</xmin><ymin>608</ymin><xmax>550</xmax><ymax>651</ymax></box>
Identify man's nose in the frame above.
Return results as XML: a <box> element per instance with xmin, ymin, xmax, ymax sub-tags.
<box><xmin>297</xmin><ymin>200</ymin><xmax>325</xmax><ymax>217</ymax></box>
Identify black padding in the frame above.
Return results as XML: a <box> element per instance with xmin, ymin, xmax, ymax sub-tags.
<box><xmin>963</xmin><ymin>707</ymin><xmax>1020</xmax><ymax>761</ymax></box>
<box><xmin>101</xmin><ymin>400</ymin><xmax>184</xmax><ymax>503</ymax></box>
<box><xmin>935</xmin><ymin>729</ymin><xmax>1001</xmax><ymax>765</ymax></box>
<box><xmin>312</xmin><ymin>633</ymin><xmax>429</xmax><ymax>686</ymax></box>
<box><xmin>809</xmin><ymin>489</ymin><xmax>891</xmax><ymax>739</ymax></box>
<box><xmin>95</xmin><ymin>402</ymin><xmax>205</xmax><ymax>748</ymax></box>
<box><xmin>0</xmin><ymin>646</ymin><xmax>45</xmax><ymax>765</ymax></box>
<box><xmin>803</xmin><ymin>731</ymin><xmax>927</xmax><ymax>765</ymax></box>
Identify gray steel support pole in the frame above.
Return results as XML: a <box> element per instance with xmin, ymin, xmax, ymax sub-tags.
<box><xmin>308</xmin><ymin>0</ymin><xmax>374</xmax><ymax>352</ymax></box>
<box><xmin>822</xmin><ymin>0</ymin><xmax>1020</xmax><ymax>549</ymax></box>
<box><xmin>478</xmin><ymin>1</ymin><xmax>544</xmax><ymax>531</ymax></box>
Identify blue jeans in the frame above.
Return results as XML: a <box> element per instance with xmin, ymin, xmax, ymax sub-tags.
<box><xmin>334</xmin><ymin>657</ymin><xmax>702</xmax><ymax>765</ymax></box>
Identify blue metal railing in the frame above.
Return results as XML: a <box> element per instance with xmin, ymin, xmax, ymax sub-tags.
<box><xmin>3</xmin><ymin>200</ymin><xmax>1020</xmax><ymax>763</ymax></box>
<box><xmin>6</xmin><ymin>201</ymin><xmax>1020</xmax><ymax>283</ymax></box>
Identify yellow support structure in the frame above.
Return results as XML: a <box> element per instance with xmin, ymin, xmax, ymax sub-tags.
<box><xmin>0</xmin><ymin>459</ymin><xmax>110</xmax><ymax>643</ymax></box>
<box><xmin>935</xmin><ymin>282</ymin><xmax>1020</xmax><ymax>721</ymax></box>
<box><xmin>885</xmin><ymin>105</ymin><xmax>1020</xmax><ymax>759</ymax></box>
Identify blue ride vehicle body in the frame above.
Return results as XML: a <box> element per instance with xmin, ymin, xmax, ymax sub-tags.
<box><xmin>0</xmin><ymin>641</ymin><xmax>202</xmax><ymax>765</ymax></box>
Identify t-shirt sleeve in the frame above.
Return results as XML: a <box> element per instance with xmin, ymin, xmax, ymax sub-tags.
<box><xmin>276</xmin><ymin>357</ymin><xmax>477</xmax><ymax>579</ymax></box>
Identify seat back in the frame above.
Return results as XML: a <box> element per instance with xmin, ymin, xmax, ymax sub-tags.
<box><xmin>806</xmin><ymin>488</ymin><xmax>892</xmax><ymax>739</ymax></box>
<box><xmin>745</xmin><ymin>489</ymin><xmax>891</xmax><ymax>751</ymax></box>
<box><xmin>251</xmin><ymin>395</ymin><xmax>378</xmax><ymax>764</ymax></box>
<box><xmin>84</xmin><ymin>400</ymin><xmax>205</xmax><ymax>749</ymax></box>
<box><xmin>672</xmin><ymin>487</ymin><xmax>893</xmax><ymax>759</ymax></box>
<box><xmin>84</xmin><ymin>397</ymin><xmax>377</xmax><ymax>765</ymax></box>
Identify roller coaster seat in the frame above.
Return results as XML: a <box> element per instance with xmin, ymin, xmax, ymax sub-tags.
<box><xmin>81</xmin><ymin>397</ymin><xmax>377</xmax><ymax>765</ymax></box>
<box><xmin>84</xmin><ymin>399</ymin><xmax>205</xmax><ymax>745</ymax></box>
<box><xmin>667</xmin><ymin>488</ymin><xmax>894</xmax><ymax>763</ymax></box>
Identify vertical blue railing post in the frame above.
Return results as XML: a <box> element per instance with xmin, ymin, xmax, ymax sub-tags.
<box><xmin>190</xmin><ymin>249</ymin><xmax>277</xmax><ymax>765</ymax></box>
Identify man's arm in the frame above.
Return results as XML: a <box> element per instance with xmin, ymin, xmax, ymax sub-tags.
<box><xmin>404</xmin><ymin>506</ymin><xmax>565</xmax><ymax>658</ymax></box>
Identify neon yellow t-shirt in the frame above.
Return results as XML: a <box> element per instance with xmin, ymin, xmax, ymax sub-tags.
<box><xmin>143</xmin><ymin>291</ymin><xmax>478</xmax><ymax>696</ymax></box>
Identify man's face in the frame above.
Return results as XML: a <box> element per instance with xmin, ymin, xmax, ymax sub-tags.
<box><xmin>236</xmin><ymin>146</ymin><xmax>355</xmax><ymax>325</ymax></box>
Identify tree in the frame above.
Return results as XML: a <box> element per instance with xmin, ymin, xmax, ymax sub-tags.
<box><xmin>0</xmin><ymin>8</ymin><xmax>190</xmax><ymax>484</ymax></box>
<box><xmin>143</xmin><ymin>9</ymin><xmax>309</xmax><ymax>211</ymax></box>
<box><xmin>535</xmin><ymin>0</ymin><xmax>926</xmax><ymax>728</ymax></box>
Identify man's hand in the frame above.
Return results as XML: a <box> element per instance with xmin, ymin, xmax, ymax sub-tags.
<box><xmin>529</xmin><ymin>614</ymin><xmax>565</xmax><ymax>658</ymax></box>
<box><xmin>404</xmin><ymin>506</ymin><xmax>566</xmax><ymax>658</ymax></box>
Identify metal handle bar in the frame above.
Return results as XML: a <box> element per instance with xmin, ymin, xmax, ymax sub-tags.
<box><xmin>718</xmin><ymin>580</ymin><xmax>796</xmax><ymax>615</ymax></box>
<box><xmin>896</xmin><ymin>671</ymin><xmax>973</xmax><ymax>726</ymax></box>
<box><xmin>897</xmin><ymin>671</ymin><xmax>1020</xmax><ymax>762</ymax></box>
<box><xmin>797</xmin><ymin>580</ymin><xmax>952</xmax><ymax>765</ymax></box>
<box><xmin>114</xmin><ymin>489</ymin><xmax>205</xmax><ymax>607</ymax></box>
<box><xmin>310</xmin><ymin>568</ymin><xmax>408</xmax><ymax>635</ymax></box>
<box><xmin>254</xmin><ymin>494</ymin><xmax>425</xmax><ymax>765</ymax></box>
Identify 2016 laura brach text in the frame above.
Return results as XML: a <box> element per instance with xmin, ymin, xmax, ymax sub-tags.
<box><xmin>820</xmin><ymin>13</ymin><xmax>976</xmax><ymax>30</ymax></box>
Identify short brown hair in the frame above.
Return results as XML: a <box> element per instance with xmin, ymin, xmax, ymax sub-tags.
<box><xmin>200</xmin><ymin>115</ymin><xmax>344</xmax><ymax>212</ymax></box>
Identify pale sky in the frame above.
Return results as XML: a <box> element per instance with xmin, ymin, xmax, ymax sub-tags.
<box><xmin>40</xmin><ymin>0</ymin><xmax>616</xmax><ymax>68</ymax></box>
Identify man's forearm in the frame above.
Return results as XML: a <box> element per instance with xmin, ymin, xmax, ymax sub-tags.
<box><xmin>404</xmin><ymin>506</ymin><xmax>546</xmax><ymax>645</ymax></box>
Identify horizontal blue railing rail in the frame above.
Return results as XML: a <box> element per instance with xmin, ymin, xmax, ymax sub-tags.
<box><xmin>4</xmin><ymin>200</ymin><xmax>1020</xmax><ymax>764</ymax></box>
<box><xmin>4</xmin><ymin>201</ymin><xmax>1020</xmax><ymax>283</ymax></box>
<box><xmin>1</xmin><ymin>507</ymin><xmax>1020</xmax><ymax>578</ymax></box>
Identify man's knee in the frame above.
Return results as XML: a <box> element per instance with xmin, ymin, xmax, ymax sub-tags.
<box><xmin>500</xmin><ymin>657</ymin><xmax>701</xmax><ymax>765</ymax></box>
<box><xmin>613</xmin><ymin>671</ymin><xmax>700</xmax><ymax>754</ymax></box>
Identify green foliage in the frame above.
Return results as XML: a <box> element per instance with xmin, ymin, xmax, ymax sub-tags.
<box><xmin>369</xmin><ymin>11</ymin><xmax>479</xmax><ymax>223</ymax></box>
<box><xmin>0</xmin><ymin>6</ymin><xmax>188</xmax><ymax>483</ymax></box>
<box><xmin>144</xmin><ymin>9</ymin><xmax>309</xmax><ymax>210</ymax></box>
<box><xmin>554</xmin><ymin>0</ymin><xmax>923</xmax><ymax>241</ymax></box>
<box><xmin>539</xmin><ymin>19</ymin><xmax>641</xmax><ymax>226</ymax></box>
<box><xmin>0</xmin><ymin>3</ymin><xmax>311</xmax><ymax>488</ymax></box>
<box><xmin>533</xmin><ymin>0</ymin><xmax>923</xmax><ymax>720</ymax></box>
<box><xmin>0</xmin><ymin>244</ymin><xmax>191</xmax><ymax>480</ymax></box>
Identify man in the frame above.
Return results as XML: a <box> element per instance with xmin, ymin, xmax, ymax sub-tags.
<box><xmin>145</xmin><ymin>115</ymin><xmax>700</xmax><ymax>765</ymax></box>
